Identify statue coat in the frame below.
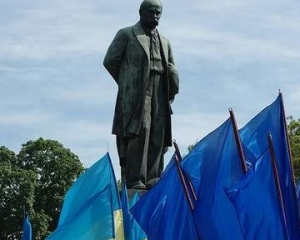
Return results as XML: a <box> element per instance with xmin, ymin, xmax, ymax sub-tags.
<box><xmin>103</xmin><ymin>21</ymin><xmax>179</xmax><ymax>147</ymax></box>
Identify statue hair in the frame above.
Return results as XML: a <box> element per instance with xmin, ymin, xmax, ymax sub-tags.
<box><xmin>139</xmin><ymin>0</ymin><xmax>163</xmax><ymax>16</ymax></box>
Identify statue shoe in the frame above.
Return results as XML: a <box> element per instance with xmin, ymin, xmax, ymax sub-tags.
<box><xmin>127</xmin><ymin>181</ymin><xmax>146</xmax><ymax>190</ymax></box>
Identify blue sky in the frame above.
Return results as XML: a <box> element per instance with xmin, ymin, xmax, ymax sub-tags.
<box><xmin>1</xmin><ymin>0</ymin><xmax>300</xmax><ymax>179</ymax></box>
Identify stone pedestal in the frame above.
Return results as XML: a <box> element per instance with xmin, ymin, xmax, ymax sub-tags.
<box><xmin>119</xmin><ymin>188</ymin><xmax>148</xmax><ymax>200</ymax></box>
<box><xmin>127</xmin><ymin>189</ymin><xmax>148</xmax><ymax>200</ymax></box>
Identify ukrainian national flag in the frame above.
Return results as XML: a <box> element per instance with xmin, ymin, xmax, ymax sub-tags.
<box><xmin>46</xmin><ymin>153</ymin><xmax>124</xmax><ymax>240</ymax></box>
<box><xmin>121</xmin><ymin>184</ymin><xmax>147</xmax><ymax>240</ymax></box>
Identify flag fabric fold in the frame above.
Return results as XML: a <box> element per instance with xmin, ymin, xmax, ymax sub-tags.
<box><xmin>21</xmin><ymin>214</ymin><xmax>32</xmax><ymax>240</ymax></box>
<box><xmin>239</xmin><ymin>94</ymin><xmax>300</xmax><ymax>239</ymax></box>
<box><xmin>225</xmin><ymin>150</ymin><xmax>288</xmax><ymax>240</ymax></box>
<box><xmin>130</xmin><ymin>157</ymin><xmax>198</xmax><ymax>240</ymax></box>
<box><xmin>180</xmin><ymin>118</ymin><xmax>244</xmax><ymax>240</ymax></box>
<box><xmin>297</xmin><ymin>181</ymin><xmax>300</xmax><ymax>210</ymax></box>
<box><xmin>46</xmin><ymin>153</ymin><xmax>124</xmax><ymax>240</ymax></box>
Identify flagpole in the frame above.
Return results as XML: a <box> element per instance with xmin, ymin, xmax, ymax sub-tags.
<box><xmin>278</xmin><ymin>91</ymin><xmax>300</xmax><ymax>235</ymax></box>
<box><xmin>268</xmin><ymin>133</ymin><xmax>289</xmax><ymax>238</ymax></box>
<box><xmin>173</xmin><ymin>141</ymin><xmax>202</xmax><ymax>240</ymax></box>
<box><xmin>173</xmin><ymin>141</ymin><xmax>197</xmax><ymax>201</ymax></box>
<box><xmin>173</xmin><ymin>141</ymin><xmax>195</xmax><ymax>210</ymax></box>
<box><xmin>279</xmin><ymin>91</ymin><xmax>297</xmax><ymax>185</ymax></box>
<box><xmin>229</xmin><ymin>108</ymin><xmax>247</xmax><ymax>174</ymax></box>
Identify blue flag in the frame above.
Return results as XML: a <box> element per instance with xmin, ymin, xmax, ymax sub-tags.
<box><xmin>128</xmin><ymin>193</ymin><xmax>147</xmax><ymax>240</ymax></box>
<box><xmin>21</xmin><ymin>214</ymin><xmax>32</xmax><ymax>240</ymax></box>
<box><xmin>46</xmin><ymin>153</ymin><xmax>124</xmax><ymax>240</ymax></box>
<box><xmin>297</xmin><ymin>181</ymin><xmax>300</xmax><ymax>211</ymax></box>
<box><xmin>161</xmin><ymin>154</ymin><xmax>175</xmax><ymax>176</ymax></box>
<box><xmin>130</xmin><ymin>158</ymin><xmax>199</xmax><ymax>240</ymax></box>
<box><xmin>181</xmin><ymin>118</ymin><xmax>244</xmax><ymax>239</ymax></box>
<box><xmin>239</xmin><ymin>94</ymin><xmax>300</xmax><ymax>239</ymax></box>
<box><xmin>121</xmin><ymin>184</ymin><xmax>147</xmax><ymax>240</ymax></box>
<box><xmin>225</xmin><ymin>150</ymin><xmax>288</xmax><ymax>240</ymax></box>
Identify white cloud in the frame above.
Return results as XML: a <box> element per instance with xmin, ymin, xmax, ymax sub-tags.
<box><xmin>0</xmin><ymin>1</ymin><xmax>129</xmax><ymax>60</ymax></box>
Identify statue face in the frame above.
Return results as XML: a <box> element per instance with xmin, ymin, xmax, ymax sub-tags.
<box><xmin>140</xmin><ymin>0</ymin><xmax>162</xmax><ymax>29</ymax></box>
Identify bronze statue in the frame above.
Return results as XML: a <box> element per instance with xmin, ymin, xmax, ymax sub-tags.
<box><xmin>103</xmin><ymin>0</ymin><xmax>179</xmax><ymax>189</ymax></box>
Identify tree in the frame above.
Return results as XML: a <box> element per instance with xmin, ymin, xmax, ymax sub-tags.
<box><xmin>0</xmin><ymin>146</ymin><xmax>37</xmax><ymax>239</ymax></box>
<box><xmin>0</xmin><ymin>138</ymin><xmax>84</xmax><ymax>239</ymax></box>
<box><xmin>287</xmin><ymin>116</ymin><xmax>300</xmax><ymax>182</ymax></box>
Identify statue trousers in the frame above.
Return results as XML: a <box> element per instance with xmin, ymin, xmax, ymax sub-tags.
<box><xmin>117</xmin><ymin>71</ymin><xmax>167</xmax><ymax>189</ymax></box>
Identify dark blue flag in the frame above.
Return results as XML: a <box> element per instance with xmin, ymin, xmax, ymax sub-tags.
<box><xmin>225</xmin><ymin>150</ymin><xmax>288</xmax><ymax>240</ymax></box>
<box><xmin>297</xmin><ymin>181</ymin><xmax>300</xmax><ymax>211</ymax></box>
<box><xmin>181</xmin><ymin>118</ymin><xmax>244</xmax><ymax>239</ymax></box>
<box><xmin>130</xmin><ymin>159</ymin><xmax>199</xmax><ymax>240</ymax></box>
<box><xmin>239</xmin><ymin>94</ymin><xmax>300</xmax><ymax>239</ymax></box>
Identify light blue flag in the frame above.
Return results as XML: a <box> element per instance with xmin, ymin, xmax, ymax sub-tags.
<box><xmin>181</xmin><ymin>118</ymin><xmax>244</xmax><ymax>240</ymax></box>
<box><xmin>21</xmin><ymin>214</ymin><xmax>32</xmax><ymax>240</ymax></box>
<box><xmin>239</xmin><ymin>94</ymin><xmax>300</xmax><ymax>239</ymax></box>
<box><xmin>46</xmin><ymin>153</ymin><xmax>124</xmax><ymax>240</ymax></box>
<box><xmin>129</xmin><ymin>192</ymin><xmax>147</xmax><ymax>240</ymax></box>
<box><xmin>225</xmin><ymin>150</ymin><xmax>288</xmax><ymax>240</ymax></box>
<box><xmin>130</xmin><ymin>159</ymin><xmax>199</xmax><ymax>240</ymax></box>
<box><xmin>121</xmin><ymin>184</ymin><xmax>147</xmax><ymax>240</ymax></box>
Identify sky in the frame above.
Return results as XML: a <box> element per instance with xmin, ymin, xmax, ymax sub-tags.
<box><xmin>1</xmin><ymin>0</ymin><xmax>300</xmax><ymax>179</ymax></box>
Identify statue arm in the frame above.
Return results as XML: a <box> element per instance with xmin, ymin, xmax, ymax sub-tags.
<box><xmin>167</xmin><ymin>42</ymin><xmax>179</xmax><ymax>101</ymax></box>
<box><xmin>103</xmin><ymin>29</ymin><xmax>128</xmax><ymax>83</ymax></box>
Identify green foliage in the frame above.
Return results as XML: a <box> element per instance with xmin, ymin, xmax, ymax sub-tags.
<box><xmin>0</xmin><ymin>138</ymin><xmax>84</xmax><ymax>239</ymax></box>
<box><xmin>0</xmin><ymin>146</ymin><xmax>16</xmax><ymax>167</ymax></box>
<box><xmin>287</xmin><ymin>116</ymin><xmax>300</xmax><ymax>182</ymax></box>
<box><xmin>187</xmin><ymin>143</ymin><xmax>196</xmax><ymax>153</ymax></box>
<box><xmin>0</xmin><ymin>147</ymin><xmax>37</xmax><ymax>239</ymax></box>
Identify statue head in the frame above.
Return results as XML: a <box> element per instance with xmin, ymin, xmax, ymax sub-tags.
<box><xmin>139</xmin><ymin>0</ymin><xmax>163</xmax><ymax>30</ymax></box>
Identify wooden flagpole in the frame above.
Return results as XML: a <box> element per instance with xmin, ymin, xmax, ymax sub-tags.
<box><xmin>229</xmin><ymin>108</ymin><xmax>247</xmax><ymax>174</ymax></box>
<box><xmin>279</xmin><ymin>91</ymin><xmax>297</xmax><ymax>185</ymax></box>
<box><xmin>268</xmin><ymin>133</ymin><xmax>289</xmax><ymax>238</ymax></box>
<box><xmin>173</xmin><ymin>141</ymin><xmax>197</xmax><ymax>210</ymax></box>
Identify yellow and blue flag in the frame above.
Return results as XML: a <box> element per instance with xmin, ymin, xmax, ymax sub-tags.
<box><xmin>46</xmin><ymin>153</ymin><xmax>124</xmax><ymax>240</ymax></box>
<box><xmin>121</xmin><ymin>184</ymin><xmax>147</xmax><ymax>240</ymax></box>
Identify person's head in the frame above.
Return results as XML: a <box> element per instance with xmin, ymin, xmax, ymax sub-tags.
<box><xmin>139</xmin><ymin>0</ymin><xmax>163</xmax><ymax>30</ymax></box>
